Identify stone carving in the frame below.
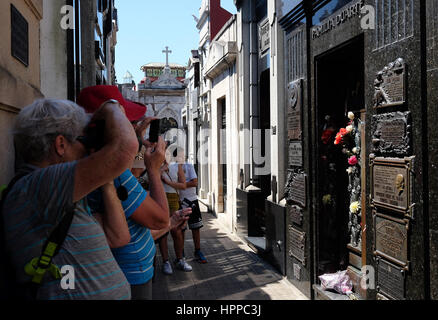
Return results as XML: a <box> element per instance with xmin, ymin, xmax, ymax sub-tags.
<box><xmin>374</xmin><ymin>58</ymin><xmax>406</xmax><ymax>108</ymax></box>
<box><xmin>372</xmin><ymin>112</ymin><xmax>412</xmax><ymax>157</ymax></box>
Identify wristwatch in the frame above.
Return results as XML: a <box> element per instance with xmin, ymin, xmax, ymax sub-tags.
<box><xmin>99</xmin><ymin>99</ymin><xmax>121</xmax><ymax>109</ymax></box>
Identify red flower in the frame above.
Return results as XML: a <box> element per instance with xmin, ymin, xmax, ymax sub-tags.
<box><xmin>334</xmin><ymin>128</ymin><xmax>348</xmax><ymax>145</ymax></box>
<box><xmin>321</xmin><ymin>129</ymin><xmax>335</xmax><ymax>144</ymax></box>
<box><xmin>348</xmin><ymin>156</ymin><xmax>358</xmax><ymax>166</ymax></box>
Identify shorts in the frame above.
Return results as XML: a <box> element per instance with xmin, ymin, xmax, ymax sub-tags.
<box><xmin>182</xmin><ymin>199</ymin><xmax>203</xmax><ymax>230</ymax></box>
<box><xmin>130</xmin><ymin>280</ymin><xmax>152</xmax><ymax>300</ymax></box>
<box><xmin>166</xmin><ymin>192</ymin><xmax>180</xmax><ymax>213</ymax></box>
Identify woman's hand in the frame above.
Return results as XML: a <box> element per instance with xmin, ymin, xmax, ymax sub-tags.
<box><xmin>170</xmin><ymin>208</ymin><xmax>192</xmax><ymax>230</ymax></box>
<box><xmin>144</xmin><ymin>137</ymin><xmax>166</xmax><ymax>174</ymax></box>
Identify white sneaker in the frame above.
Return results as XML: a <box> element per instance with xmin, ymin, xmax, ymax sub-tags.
<box><xmin>162</xmin><ymin>261</ymin><xmax>173</xmax><ymax>275</ymax></box>
<box><xmin>176</xmin><ymin>258</ymin><xmax>192</xmax><ymax>272</ymax></box>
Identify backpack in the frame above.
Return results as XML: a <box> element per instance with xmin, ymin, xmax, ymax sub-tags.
<box><xmin>0</xmin><ymin>172</ymin><xmax>75</xmax><ymax>300</ymax></box>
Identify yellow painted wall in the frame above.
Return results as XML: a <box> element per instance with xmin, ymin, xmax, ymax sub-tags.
<box><xmin>0</xmin><ymin>0</ymin><xmax>43</xmax><ymax>186</ymax></box>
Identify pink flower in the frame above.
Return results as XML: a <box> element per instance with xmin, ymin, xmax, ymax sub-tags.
<box><xmin>348</xmin><ymin>156</ymin><xmax>358</xmax><ymax>166</ymax></box>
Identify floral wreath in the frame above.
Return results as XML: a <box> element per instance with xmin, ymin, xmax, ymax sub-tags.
<box><xmin>334</xmin><ymin>112</ymin><xmax>361</xmax><ymax>214</ymax></box>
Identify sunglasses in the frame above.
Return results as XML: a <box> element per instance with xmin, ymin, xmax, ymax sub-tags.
<box><xmin>76</xmin><ymin>136</ymin><xmax>92</xmax><ymax>149</ymax></box>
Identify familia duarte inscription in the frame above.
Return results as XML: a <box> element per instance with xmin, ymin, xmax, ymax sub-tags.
<box><xmin>312</xmin><ymin>0</ymin><xmax>364</xmax><ymax>39</ymax></box>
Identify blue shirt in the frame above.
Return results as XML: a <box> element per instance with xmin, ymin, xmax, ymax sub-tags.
<box><xmin>89</xmin><ymin>170</ymin><xmax>156</xmax><ymax>285</ymax></box>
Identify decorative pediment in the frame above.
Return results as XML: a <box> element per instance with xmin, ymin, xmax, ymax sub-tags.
<box><xmin>149</xmin><ymin>67</ymin><xmax>185</xmax><ymax>89</ymax></box>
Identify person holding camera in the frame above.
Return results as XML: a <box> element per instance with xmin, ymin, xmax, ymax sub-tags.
<box><xmin>1</xmin><ymin>98</ymin><xmax>137</xmax><ymax>300</ymax></box>
<box><xmin>179</xmin><ymin>156</ymin><xmax>207</xmax><ymax>264</ymax></box>
<box><xmin>77</xmin><ymin>85</ymin><xmax>173</xmax><ymax>300</ymax></box>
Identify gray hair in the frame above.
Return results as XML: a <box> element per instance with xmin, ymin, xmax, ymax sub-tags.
<box><xmin>13</xmin><ymin>98</ymin><xmax>89</xmax><ymax>163</ymax></box>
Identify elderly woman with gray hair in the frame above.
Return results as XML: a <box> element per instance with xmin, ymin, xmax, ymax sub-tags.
<box><xmin>0</xmin><ymin>98</ymin><xmax>143</xmax><ymax>300</ymax></box>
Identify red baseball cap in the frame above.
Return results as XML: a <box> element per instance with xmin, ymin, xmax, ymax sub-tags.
<box><xmin>77</xmin><ymin>85</ymin><xmax>146</xmax><ymax>121</ymax></box>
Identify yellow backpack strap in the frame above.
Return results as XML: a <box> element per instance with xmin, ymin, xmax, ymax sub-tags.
<box><xmin>24</xmin><ymin>242</ymin><xmax>62</xmax><ymax>284</ymax></box>
<box><xmin>24</xmin><ymin>203</ymin><xmax>75</xmax><ymax>285</ymax></box>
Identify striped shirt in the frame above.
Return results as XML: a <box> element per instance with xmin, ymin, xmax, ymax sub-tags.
<box><xmin>2</xmin><ymin>162</ymin><xmax>131</xmax><ymax>300</ymax></box>
<box><xmin>111</xmin><ymin>170</ymin><xmax>156</xmax><ymax>285</ymax></box>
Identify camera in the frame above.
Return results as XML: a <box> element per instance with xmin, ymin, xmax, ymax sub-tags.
<box><xmin>78</xmin><ymin>119</ymin><xmax>106</xmax><ymax>151</ymax></box>
<box><xmin>182</xmin><ymin>198</ymin><xmax>196</xmax><ymax>211</ymax></box>
<box><xmin>148</xmin><ymin>119</ymin><xmax>162</xmax><ymax>143</ymax></box>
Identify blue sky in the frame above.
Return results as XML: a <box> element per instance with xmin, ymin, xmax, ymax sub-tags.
<box><xmin>114</xmin><ymin>0</ymin><xmax>237</xmax><ymax>84</ymax></box>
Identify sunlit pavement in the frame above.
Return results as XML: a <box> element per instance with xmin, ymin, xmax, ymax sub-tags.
<box><xmin>152</xmin><ymin>207</ymin><xmax>308</xmax><ymax>300</ymax></box>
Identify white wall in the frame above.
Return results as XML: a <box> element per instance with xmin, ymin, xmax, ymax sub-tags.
<box><xmin>207</xmin><ymin>18</ymin><xmax>239</xmax><ymax>233</ymax></box>
<box><xmin>268</xmin><ymin>0</ymin><xmax>287</xmax><ymax>201</ymax></box>
<box><xmin>40</xmin><ymin>0</ymin><xmax>68</xmax><ymax>99</ymax></box>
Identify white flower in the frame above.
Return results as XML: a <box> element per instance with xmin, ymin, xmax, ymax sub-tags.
<box><xmin>346</xmin><ymin>167</ymin><xmax>353</xmax><ymax>174</ymax></box>
<box><xmin>350</xmin><ymin>201</ymin><xmax>360</xmax><ymax>214</ymax></box>
<box><xmin>348</xmin><ymin>112</ymin><xmax>355</xmax><ymax>120</ymax></box>
<box><xmin>352</xmin><ymin>147</ymin><xmax>358</xmax><ymax>154</ymax></box>
<box><xmin>346</xmin><ymin>125</ymin><xmax>353</xmax><ymax>133</ymax></box>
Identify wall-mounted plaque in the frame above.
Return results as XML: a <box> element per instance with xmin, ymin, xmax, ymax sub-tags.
<box><xmin>289</xmin><ymin>141</ymin><xmax>303</xmax><ymax>167</ymax></box>
<box><xmin>372</xmin><ymin>112</ymin><xmax>412</xmax><ymax>157</ymax></box>
<box><xmin>285</xmin><ymin>170</ymin><xmax>307</xmax><ymax>207</ymax></box>
<box><xmin>293</xmin><ymin>263</ymin><xmax>302</xmax><ymax>280</ymax></box>
<box><xmin>374</xmin><ymin>212</ymin><xmax>409</xmax><ymax>268</ymax></box>
<box><xmin>376</xmin><ymin>258</ymin><xmax>406</xmax><ymax>300</ymax></box>
<box><xmin>287</xmin><ymin>79</ymin><xmax>302</xmax><ymax>140</ymax></box>
<box><xmin>11</xmin><ymin>4</ymin><xmax>29</xmax><ymax>66</ymax></box>
<box><xmin>374</xmin><ymin>58</ymin><xmax>406</xmax><ymax>108</ymax></box>
<box><xmin>259</xmin><ymin>18</ymin><xmax>270</xmax><ymax>58</ymax></box>
<box><xmin>370</xmin><ymin>156</ymin><xmax>414</xmax><ymax>216</ymax></box>
<box><xmin>289</xmin><ymin>205</ymin><xmax>303</xmax><ymax>226</ymax></box>
<box><xmin>289</xmin><ymin>226</ymin><xmax>306</xmax><ymax>265</ymax></box>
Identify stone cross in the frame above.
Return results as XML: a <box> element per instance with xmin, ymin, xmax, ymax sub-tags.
<box><xmin>162</xmin><ymin>46</ymin><xmax>172</xmax><ymax>67</ymax></box>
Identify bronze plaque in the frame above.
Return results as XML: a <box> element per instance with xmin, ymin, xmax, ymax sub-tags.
<box><xmin>372</xmin><ymin>112</ymin><xmax>412</xmax><ymax>157</ymax></box>
<box><xmin>289</xmin><ymin>205</ymin><xmax>303</xmax><ymax>226</ymax></box>
<box><xmin>289</xmin><ymin>141</ymin><xmax>303</xmax><ymax>167</ymax></box>
<box><xmin>289</xmin><ymin>226</ymin><xmax>306</xmax><ymax>265</ymax></box>
<box><xmin>374</xmin><ymin>213</ymin><xmax>409</xmax><ymax>267</ymax></box>
<box><xmin>374</xmin><ymin>58</ymin><xmax>406</xmax><ymax>108</ymax></box>
<box><xmin>293</xmin><ymin>263</ymin><xmax>302</xmax><ymax>280</ymax></box>
<box><xmin>285</xmin><ymin>170</ymin><xmax>307</xmax><ymax>208</ymax></box>
<box><xmin>287</xmin><ymin>79</ymin><xmax>302</xmax><ymax>140</ymax></box>
<box><xmin>371</xmin><ymin>157</ymin><xmax>413</xmax><ymax>214</ymax></box>
<box><xmin>377</xmin><ymin>258</ymin><xmax>406</xmax><ymax>300</ymax></box>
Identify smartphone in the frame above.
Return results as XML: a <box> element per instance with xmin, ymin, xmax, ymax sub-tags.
<box><xmin>182</xmin><ymin>198</ymin><xmax>196</xmax><ymax>211</ymax></box>
<box><xmin>148</xmin><ymin>119</ymin><xmax>161</xmax><ymax>143</ymax></box>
